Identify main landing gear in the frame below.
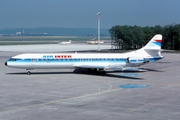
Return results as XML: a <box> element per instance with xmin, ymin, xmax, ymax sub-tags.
<box><xmin>87</xmin><ymin>68</ymin><xmax>106</xmax><ymax>74</ymax></box>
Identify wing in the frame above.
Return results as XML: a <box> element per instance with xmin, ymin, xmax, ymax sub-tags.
<box><xmin>74</xmin><ymin>64</ymin><xmax>124</xmax><ymax>71</ymax></box>
<box><xmin>74</xmin><ymin>64</ymin><xmax>146</xmax><ymax>72</ymax></box>
<box><xmin>74</xmin><ymin>65</ymin><xmax>105</xmax><ymax>69</ymax></box>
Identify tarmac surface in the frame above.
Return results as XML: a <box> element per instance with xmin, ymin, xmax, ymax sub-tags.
<box><xmin>0</xmin><ymin>44</ymin><xmax>180</xmax><ymax>120</ymax></box>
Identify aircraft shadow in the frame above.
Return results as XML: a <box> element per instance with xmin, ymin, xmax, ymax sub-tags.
<box><xmin>157</xmin><ymin>62</ymin><xmax>171</xmax><ymax>63</ymax></box>
<box><xmin>6</xmin><ymin>72</ymin><xmax>71</xmax><ymax>75</ymax></box>
<box><xmin>73</xmin><ymin>69</ymin><xmax>144</xmax><ymax>80</ymax></box>
<box><xmin>6</xmin><ymin>69</ymin><xmax>144</xmax><ymax>80</ymax></box>
<box><xmin>138</xmin><ymin>68</ymin><xmax>164</xmax><ymax>72</ymax></box>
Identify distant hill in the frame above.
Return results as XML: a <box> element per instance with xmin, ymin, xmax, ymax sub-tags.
<box><xmin>0</xmin><ymin>27</ymin><xmax>109</xmax><ymax>37</ymax></box>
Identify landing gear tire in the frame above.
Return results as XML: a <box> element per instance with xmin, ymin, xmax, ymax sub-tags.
<box><xmin>99</xmin><ymin>70</ymin><xmax>106</xmax><ymax>75</ymax></box>
<box><xmin>101</xmin><ymin>71</ymin><xmax>106</xmax><ymax>74</ymax></box>
<box><xmin>87</xmin><ymin>68</ymin><xmax>106</xmax><ymax>75</ymax></box>
<box><xmin>27</xmin><ymin>71</ymin><xmax>31</xmax><ymax>75</ymax></box>
<box><xmin>87</xmin><ymin>68</ymin><xmax>97</xmax><ymax>73</ymax></box>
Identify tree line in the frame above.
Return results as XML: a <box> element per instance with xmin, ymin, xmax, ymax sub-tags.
<box><xmin>109</xmin><ymin>24</ymin><xmax>180</xmax><ymax>50</ymax></box>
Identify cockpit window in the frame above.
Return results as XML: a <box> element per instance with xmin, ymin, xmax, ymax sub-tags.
<box><xmin>9</xmin><ymin>58</ymin><xmax>16</xmax><ymax>61</ymax></box>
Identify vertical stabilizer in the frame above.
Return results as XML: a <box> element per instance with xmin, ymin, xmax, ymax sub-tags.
<box><xmin>136</xmin><ymin>34</ymin><xmax>163</xmax><ymax>58</ymax></box>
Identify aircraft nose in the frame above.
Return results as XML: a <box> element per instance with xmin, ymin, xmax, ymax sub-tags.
<box><xmin>5</xmin><ymin>62</ymin><xmax>7</xmax><ymax>66</ymax></box>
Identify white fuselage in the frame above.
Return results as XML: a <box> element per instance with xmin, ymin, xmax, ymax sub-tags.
<box><xmin>5</xmin><ymin>50</ymin><xmax>163</xmax><ymax>70</ymax></box>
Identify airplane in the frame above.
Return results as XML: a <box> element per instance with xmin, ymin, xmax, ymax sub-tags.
<box><xmin>87</xmin><ymin>40</ymin><xmax>104</xmax><ymax>44</ymax></box>
<box><xmin>5</xmin><ymin>34</ymin><xmax>163</xmax><ymax>75</ymax></box>
<box><xmin>87</xmin><ymin>38</ymin><xmax>104</xmax><ymax>44</ymax></box>
<box><xmin>59</xmin><ymin>40</ymin><xmax>71</xmax><ymax>45</ymax></box>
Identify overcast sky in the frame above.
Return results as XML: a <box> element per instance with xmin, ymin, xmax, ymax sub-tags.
<box><xmin>0</xmin><ymin>0</ymin><xmax>179</xmax><ymax>29</ymax></box>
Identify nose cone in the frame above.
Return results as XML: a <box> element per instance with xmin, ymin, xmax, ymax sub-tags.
<box><xmin>5</xmin><ymin>62</ymin><xmax>7</xmax><ymax>66</ymax></box>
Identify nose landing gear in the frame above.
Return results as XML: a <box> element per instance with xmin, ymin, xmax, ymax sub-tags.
<box><xmin>27</xmin><ymin>71</ymin><xmax>31</xmax><ymax>75</ymax></box>
<box><xmin>26</xmin><ymin>69</ymin><xmax>33</xmax><ymax>75</ymax></box>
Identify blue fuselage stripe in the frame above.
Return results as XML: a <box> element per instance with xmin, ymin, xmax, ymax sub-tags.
<box><xmin>7</xmin><ymin>57</ymin><xmax>162</xmax><ymax>63</ymax></box>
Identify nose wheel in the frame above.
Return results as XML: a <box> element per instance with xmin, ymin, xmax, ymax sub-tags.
<box><xmin>26</xmin><ymin>69</ymin><xmax>32</xmax><ymax>75</ymax></box>
<box><xmin>27</xmin><ymin>71</ymin><xmax>31</xmax><ymax>75</ymax></box>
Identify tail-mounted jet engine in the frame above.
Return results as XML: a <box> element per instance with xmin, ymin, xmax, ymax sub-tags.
<box><xmin>127</xmin><ymin>57</ymin><xmax>149</xmax><ymax>64</ymax></box>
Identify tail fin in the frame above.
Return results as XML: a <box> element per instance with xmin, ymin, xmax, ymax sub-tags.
<box><xmin>142</xmin><ymin>34</ymin><xmax>162</xmax><ymax>50</ymax></box>
<box><xmin>136</xmin><ymin>34</ymin><xmax>163</xmax><ymax>58</ymax></box>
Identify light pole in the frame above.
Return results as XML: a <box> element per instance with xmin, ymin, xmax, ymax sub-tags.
<box><xmin>97</xmin><ymin>12</ymin><xmax>100</xmax><ymax>51</ymax></box>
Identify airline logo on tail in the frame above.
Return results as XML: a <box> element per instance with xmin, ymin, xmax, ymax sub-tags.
<box><xmin>143</xmin><ymin>34</ymin><xmax>162</xmax><ymax>50</ymax></box>
<box><xmin>153</xmin><ymin>39</ymin><xmax>162</xmax><ymax>46</ymax></box>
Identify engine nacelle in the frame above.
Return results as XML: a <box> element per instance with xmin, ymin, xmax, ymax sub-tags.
<box><xmin>127</xmin><ymin>57</ymin><xmax>149</xmax><ymax>64</ymax></box>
